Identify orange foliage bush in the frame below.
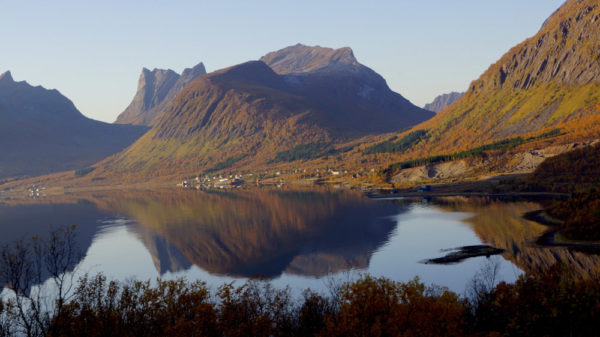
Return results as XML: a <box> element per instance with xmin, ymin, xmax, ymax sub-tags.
<box><xmin>322</xmin><ymin>276</ymin><xmax>465</xmax><ymax>337</ymax></box>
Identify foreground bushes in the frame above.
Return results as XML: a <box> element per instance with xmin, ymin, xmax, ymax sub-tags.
<box><xmin>44</xmin><ymin>275</ymin><xmax>467</xmax><ymax>337</ymax></box>
<box><xmin>471</xmin><ymin>264</ymin><xmax>600</xmax><ymax>337</ymax></box>
<box><xmin>1</xmin><ymin>266</ymin><xmax>598</xmax><ymax>336</ymax></box>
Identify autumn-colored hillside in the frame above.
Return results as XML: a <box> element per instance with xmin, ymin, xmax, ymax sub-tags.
<box><xmin>422</xmin><ymin>0</ymin><xmax>600</xmax><ymax>149</ymax></box>
<box><xmin>364</xmin><ymin>0</ymin><xmax>600</xmax><ymax>168</ymax></box>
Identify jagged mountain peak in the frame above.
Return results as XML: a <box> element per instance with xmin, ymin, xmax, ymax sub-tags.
<box><xmin>181</xmin><ymin>62</ymin><xmax>206</xmax><ymax>78</ymax></box>
<box><xmin>260</xmin><ymin>44</ymin><xmax>360</xmax><ymax>74</ymax></box>
<box><xmin>0</xmin><ymin>70</ymin><xmax>13</xmax><ymax>82</ymax></box>
<box><xmin>139</xmin><ymin>67</ymin><xmax>178</xmax><ymax>85</ymax></box>
<box><xmin>115</xmin><ymin>60</ymin><xmax>207</xmax><ymax>126</ymax></box>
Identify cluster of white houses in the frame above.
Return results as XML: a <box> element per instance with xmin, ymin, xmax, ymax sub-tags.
<box><xmin>177</xmin><ymin>167</ymin><xmax>379</xmax><ymax>190</ymax></box>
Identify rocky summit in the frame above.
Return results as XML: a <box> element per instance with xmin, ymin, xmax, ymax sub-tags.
<box><xmin>260</xmin><ymin>43</ymin><xmax>359</xmax><ymax>74</ymax></box>
<box><xmin>115</xmin><ymin>62</ymin><xmax>206</xmax><ymax>126</ymax></box>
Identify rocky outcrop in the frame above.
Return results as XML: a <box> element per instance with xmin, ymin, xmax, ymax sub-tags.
<box><xmin>423</xmin><ymin>92</ymin><xmax>464</xmax><ymax>113</ymax></box>
<box><xmin>260</xmin><ymin>44</ymin><xmax>359</xmax><ymax>74</ymax></box>
<box><xmin>115</xmin><ymin>62</ymin><xmax>206</xmax><ymax>126</ymax></box>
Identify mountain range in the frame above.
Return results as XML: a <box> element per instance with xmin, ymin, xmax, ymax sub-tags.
<box><xmin>0</xmin><ymin>71</ymin><xmax>147</xmax><ymax>179</ymax></box>
<box><xmin>99</xmin><ymin>44</ymin><xmax>433</xmax><ymax>176</ymax></box>
<box><xmin>1</xmin><ymin>0</ymin><xmax>599</xmax><ymax>185</ymax></box>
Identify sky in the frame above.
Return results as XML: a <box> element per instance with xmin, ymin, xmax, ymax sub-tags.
<box><xmin>1</xmin><ymin>0</ymin><xmax>564</xmax><ymax>123</ymax></box>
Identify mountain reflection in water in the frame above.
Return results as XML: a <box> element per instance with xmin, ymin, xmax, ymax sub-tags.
<box><xmin>428</xmin><ymin>196</ymin><xmax>600</xmax><ymax>279</ymax></box>
<box><xmin>97</xmin><ymin>189</ymin><xmax>401</xmax><ymax>277</ymax></box>
<box><xmin>2</xmin><ymin>190</ymin><xmax>600</xmax><ymax>293</ymax></box>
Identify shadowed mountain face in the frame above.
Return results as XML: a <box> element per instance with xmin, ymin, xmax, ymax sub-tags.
<box><xmin>103</xmin><ymin>45</ymin><xmax>433</xmax><ymax>175</ymax></box>
<box><xmin>423</xmin><ymin>92</ymin><xmax>464</xmax><ymax>113</ymax></box>
<box><xmin>96</xmin><ymin>189</ymin><xmax>401</xmax><ymax>277</ymax></box>
<box><xmin>114</xmin><ymin>62</ymin><xmax>206</xmax><ymax>126</ymax></box>
<box><xmin>0</xmin><ymin>71</ymin><xmax>147</xmax><ymax>179</ymax></box>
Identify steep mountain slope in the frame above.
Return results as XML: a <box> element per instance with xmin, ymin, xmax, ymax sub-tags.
<box><xmin>398</xmin><ymin>0</ymin><xmax>600</xmax><ymax>157</ymax></box>
<box><xmin>0</xmin><ymin>71</ymin><xmax>147</xmax><ymax>179</ymax></box>
<box><xmin>114</xmin><ymin>62</ymin><xmax>206</xmax><ymax>126</ymax></box>
<box><xmin>101</xmin><ymin>46</ymin><xmax>433</xmax><ymax>176</ymax></box>
<box><xmin>423</xmin><ymin>92</ymin><xmax>464</xmax><ymax>113</ymax></box>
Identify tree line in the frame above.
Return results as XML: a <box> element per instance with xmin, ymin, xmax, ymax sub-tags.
<box><xmin>385</xmin><ymin>128</ymin><xmax>562</xmax><ymax>173</ymax></box>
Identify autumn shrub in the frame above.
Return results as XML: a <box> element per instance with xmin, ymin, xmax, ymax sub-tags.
<box><xmin>471</xmin><ymin>264</ymin><xmax>600</xmax><ymax>337</ymax></box>
<box><xmin>53</xmin><ymin>275</ymin><xmax>218</xmax><ymax>337</ymax></box>
<box><xmin>296</xmin><ymin>290</ymin><xmax>335</xmax><ymax>336</ymax></box>
<box><xmin>322</xmin><ymin>276</ymin><xmax>466</xmax><ymax>337</ymax></box>
<box><xmin>216</xmin><ymin>280</ymin><xmax>295</xmax><ymax>337</ymax></box>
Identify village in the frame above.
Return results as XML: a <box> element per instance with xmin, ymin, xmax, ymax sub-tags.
<box><xmin>176</xmin><ymin>167</ymin><xmax>377</xmax><ymax>190</ymax></box>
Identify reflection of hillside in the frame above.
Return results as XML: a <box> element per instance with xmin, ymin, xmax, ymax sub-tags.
<box><xmin>96</xmin><ymin>189</ymin><xmax>400</xmax><ymax>278</ymax></box>
<box><xmin>133</xmin><ymin>228</ymin><xmax>191</xmax><ymax>274</ymax></box>
<box><xmin>430</xmin><ymin>197</ymin><xmax>600</xmax><ymax>279</ymax></box>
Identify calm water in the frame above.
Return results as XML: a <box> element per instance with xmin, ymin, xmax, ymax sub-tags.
<box><xmin>1</xmin><ymin>189</ymin><xmax>599</xmax><ymax>295</ymax></box>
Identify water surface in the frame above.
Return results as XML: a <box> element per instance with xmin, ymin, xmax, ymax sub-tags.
<box><xmin>2</xmin><ymin>189</ymin><xmax>599</xmax><ymax>294</ymax></box>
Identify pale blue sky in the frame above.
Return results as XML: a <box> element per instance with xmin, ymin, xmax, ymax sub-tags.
<box><xmin>0</xmin><ymin>0</ymin><xmax>564</xmax><ymax>123</ymax></box>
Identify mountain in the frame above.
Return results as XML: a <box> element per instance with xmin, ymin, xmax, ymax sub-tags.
<box><xmin>400</xmin><ymin>0</ymin><xmax>600</xmax><ymax>156</ymax></box>
<box><xmin>0</xmin><ymin>71</ymin><xmax>147</xmax><ymax>179</ymax></box>
<box><xmin>423</xmin><ymin>92</ymin><xmax>464</xmax><ymax>113</ymax></box>
<box><xmin>102</xmin><ymin>45</ymin><xmax>433</xmax><ymax>175</ymax></box>
<box><xmin>260</xmin><ymin>44</ymin><xmax>433</xmax><ymax>134</ymax></box>
<box><xmin>114</xmin><ymin>62</ymin><xmax>206</xmax><ymax>126</ymax></box>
